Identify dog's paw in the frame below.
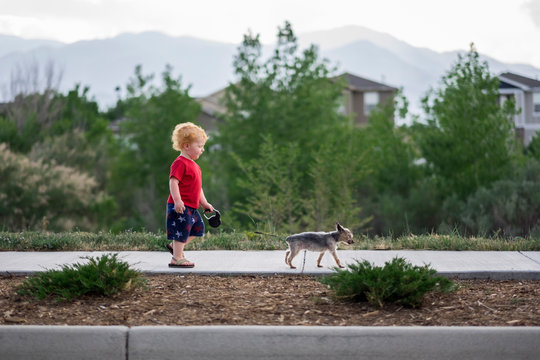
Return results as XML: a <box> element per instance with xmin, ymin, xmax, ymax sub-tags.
<box><xmin>317</xmin><ymin>264</ymin><xmax>323</xmax><ymax>268</ymax></box>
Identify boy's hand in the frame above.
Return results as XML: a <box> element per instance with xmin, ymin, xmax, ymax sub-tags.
<box><xmin>175</xmin><ymin>201</ymin><xmax>185</xmax><ymax>214</ymax></box>
<box><xmin>203</xmin><ymin>204</ymin><xmax>214</xmax><ymax>213</ymax></box>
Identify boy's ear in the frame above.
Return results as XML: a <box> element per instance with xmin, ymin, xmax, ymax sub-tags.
<box><xmin>336</xmin><ymin>222</ymin><xmax>344</xmax><ymax>232</ymax></box>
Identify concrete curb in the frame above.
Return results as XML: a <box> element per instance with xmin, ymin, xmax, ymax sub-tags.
<box><xmin>0</xmin><ymin>325</ymin><xmax>127</xmax><ymax>360</ymax></box>
<box><xmin>1</xmin><ymin>326</ymin><xmax>539</xmax><ymax>360</ymax></box>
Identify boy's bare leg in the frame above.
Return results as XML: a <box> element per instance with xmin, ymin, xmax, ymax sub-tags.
<box><xmin>172</xmin><ymin>236</ymin><xmax>196</xmax><ymax>261</ymax></box>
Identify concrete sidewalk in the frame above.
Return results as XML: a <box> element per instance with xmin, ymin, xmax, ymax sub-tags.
<box><xmin>1</xmin><ymin>250</ymin><xmax>539</xmax><ymax>279</ymax></box>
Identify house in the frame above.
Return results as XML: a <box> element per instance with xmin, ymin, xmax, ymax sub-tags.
<box><xmin>498</xmin><ymin>72</ymin><xmax>540</xmax><ymax>145</ymax></box>
<box><xmin>196</xmin><ymin>87</ymin><xmax>227</xmax><ymax>132</ymax></box>
<box><xmin>195</xmin><ymin>72</ymin><xmax>399</xmax><ymax>129</ymax></box>
<box><xmin>336</xmin><ymin>73</ymin><xmax>398</xmax><ymax>125</ymax></box>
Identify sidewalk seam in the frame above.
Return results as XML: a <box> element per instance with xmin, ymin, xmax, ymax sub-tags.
<box><xmin>126</xmin><ymin>327</ymin><xmax>129</xmax><ymax>360</ymax></box>
<box><xmin>518</xmin><ymin>251</ymin><xmax>540</xmax><ymax>265</ymax></box>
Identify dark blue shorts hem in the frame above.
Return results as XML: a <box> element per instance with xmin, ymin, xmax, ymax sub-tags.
<box><xmin>166</xmin><ymin>203</ymin><xmax>205</xmax><ymax>242</ymax></box>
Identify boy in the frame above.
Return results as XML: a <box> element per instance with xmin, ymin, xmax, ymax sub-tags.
<box><xmin>166</xmin><ymin>122</ymin><xmax>213</xmax><ymax>268</ymax></box>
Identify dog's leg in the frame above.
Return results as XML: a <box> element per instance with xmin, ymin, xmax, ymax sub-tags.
<box><xmin>330</xmin><ymin>250</ymin><xmax>344</xmax><ymax>268</ymax></box>
<box><xmin>316</xmin><ymin>251</ymin><xmax>326</xmax><ymax>267</ymax></box>
<box><xmin>285</xmin><ymin>250</ymin><xmax>290</xmax><ymax>265</ymax></box>
<box><xmin>287</xmin><ymin>246</ymin><xmax>301</xmax><ymax>269</ymax></box>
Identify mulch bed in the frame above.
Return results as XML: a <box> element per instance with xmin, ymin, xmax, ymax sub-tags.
<box><xmin>1</xmin><ymin>274</ymin><xmax>538</xmax><ymax>326</ymax></box>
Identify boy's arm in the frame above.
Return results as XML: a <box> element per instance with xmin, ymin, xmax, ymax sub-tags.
<box><xmin>200</xmin><ymin>188</ymin><xmax>213</xmax><ymax>212</ymax></box>
<box><xmin>169</xmin><ymin>177</ymin><xmax>185</xmax><ymax>214</ymax></box>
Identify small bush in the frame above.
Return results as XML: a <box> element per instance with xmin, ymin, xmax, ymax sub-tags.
<box><xmin>0</xmin><ymin>143</ymin><xmax>114</xmax><ymax>231</ymax></box>
<box><xmin>320</xmin><ymin>257</ymin><xmax>454</xmax><ymax>308</ymax></box>
<box><xmin>16</xmin><ymin>253</ymin><xmax>146</xmax><ymax>301</ymax></box>
<box><xmin>441</xmin><ymin>159</ymin><xmax>540</xmax><ymax>237</ymax></box>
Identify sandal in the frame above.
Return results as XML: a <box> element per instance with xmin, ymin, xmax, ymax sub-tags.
<box><xmin>168</xmin><ymin>257</ymin><xmax>195</xmax><ymax>268</ymax></box>
<box><xmin>165</xmin><ymin>243</ymin><xmax>173</xmax><ymax>255</ymax></box>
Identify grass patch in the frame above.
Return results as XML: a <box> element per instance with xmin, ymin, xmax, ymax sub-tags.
<box><xmin>0</xmin><ymin>230</ymin><xmax>538</xmax><ymax>251</ymax></box>
<box><xmin>320</xmin><ymin>257</ymin><xmax>456</xmax><ymax>308</ymax></box>
<box><xmin>358</xmin><ymin>233</ymin><xmax>540</xmax><ymax>251</ymax></box>
<box><xmin>16</xmin><ymin>253</ymin><xmax>146</xmax><ymax>301</ymax></box>
<box><xmin>0</xmin><ymin>230</ymin><xmax>167</xmax><ymax>251</ymax></box>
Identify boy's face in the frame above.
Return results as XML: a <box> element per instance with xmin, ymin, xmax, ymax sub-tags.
<box><xmin>182</xmin><ymin>139</ymin><xmax>206</xmax><ymax>160</ymax></box>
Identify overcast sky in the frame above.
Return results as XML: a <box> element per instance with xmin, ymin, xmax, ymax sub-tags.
<box><xmin>1</xmin><ymin>0</ymin><xmax>539</xmax><ymax>67</ymax></box>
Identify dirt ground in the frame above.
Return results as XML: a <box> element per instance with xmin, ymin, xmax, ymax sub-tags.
<box><xmin>0</xmin><ymin>274</ymin><xmax>538</xmax><ymax>326</ymax></box>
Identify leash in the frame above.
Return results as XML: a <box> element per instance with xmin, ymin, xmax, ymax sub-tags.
<box><xmin>254</xmin><ymin>231</ymin><xmax>280</xmax><ymax>237</ymax></box>
<box><xmin>301</xmin><ymin>250</ymin><xmax>307</xmax><ymax>274</ymax></box>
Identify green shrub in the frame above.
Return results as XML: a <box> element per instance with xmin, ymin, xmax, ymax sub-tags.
<box><xmin>320</xmin><ymin>257</ymin><xmax>454</xmax><ymax>308</ymax></box>
<box><xmin>0</xmin><ymin>143</ymin><xmax>114</xmax><ymax>231</ymax></box>
<box><xmin>16</xmin><ymin>253</ymin><xmax>146</xmax><ymax>301</ymax></box>
<box><xmin>442</xmin><ymin>159</ymin><xmax>540</xmax><ymax>237</ymax></box>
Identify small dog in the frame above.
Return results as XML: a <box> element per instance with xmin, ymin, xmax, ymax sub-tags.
<box><xmin>285</xmin><ymin>223</ymin><xmax>354</xmax><ymax>269</ymax></box>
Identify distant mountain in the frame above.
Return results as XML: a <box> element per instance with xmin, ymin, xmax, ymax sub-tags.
<box><xmin>0</xmin><ymin>32</ymin><xmax>237</xmax><ymax>108</ymax></box>
<box><xmin>0</xmin><ymin>34</ymin><xmax>64</xmax><ymax>58</ymax></box>
<box><xmin>0</xmin><ymin>27</ymin><xmax>539</xmax><ymax>112</ymax></box>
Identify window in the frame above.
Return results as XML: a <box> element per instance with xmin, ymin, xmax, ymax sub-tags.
<box><xmin>534</xmin><ymin>92</ymin><xmax>540</xmax><ymax>114</ymax></box>
<box><xmin>499</xmin><ymin>94</ymin><xmax>514</xmax><ymax>107</ymax></box>
<box><xmin>364</xmin><ymin>92</ymin><xmax>379</xmax><ymax>115</ymax></box>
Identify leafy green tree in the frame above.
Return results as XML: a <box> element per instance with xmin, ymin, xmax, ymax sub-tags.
<box><xmin>0</xmin><ymin>80</ymin><xmax>117</xmax><ymax>230</ymax></box>
<box><xmin>214</xmin><ymin>21</ymin><xmax>361</xmax><ymax>230</ymax></box>
<box><xmin>525</xmin><ymin>133</ymin><xmax>540</xmax><ymax>161</ymax></box>
<box><xmin>414</xmin><ymin>44</ymin><xmax>520</xmax><ymax>200</ymax></box>
<box><xmin>235</xmin><ymin>137</ymin><xmax>303</xmax><ymax>233</ymax></box>
<box><xmin>362</xmin><ymin>92</ymin><xmax>419</xmax><ymax>197</ymax></box>
<box><xmin>0</xmin><ymin>91</ymin><xmax>62</xmax><ymax>153</ymax></box>
<box><xmin>108</xmin><ymin>65</ymin><xmax>201</xmax><ymax>231</ymax></box>
<box><xmin>356</xmin><ymin>92</ymin><xmax>436</xmax><ymax>236</ymax></box>
<box><xmin>27</xmin><ymin>85</ymin><xmax>113</xmax><ymax>190</ymax></box>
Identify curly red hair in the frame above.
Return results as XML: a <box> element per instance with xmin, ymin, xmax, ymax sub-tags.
<box><xmin>171</xmin><ymin>122</ymin><xmax>208</xmax><ymax>151</ymax></box>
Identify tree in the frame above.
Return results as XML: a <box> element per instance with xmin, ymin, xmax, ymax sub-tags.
<box><xmin>214</xmin><ymin>22</ymin><xmax>360</xmax><ymax>230</ymax></box>
<box><xmin>362</xmin><ymin>92</ymin><xmax>418</xmax><ymax>197</ymax></box>
<box><xmin>414</xmin><ymin>44</ymin><xmax>520</xmax><ymax>200</ymax></box>
<box><xmin>358</xmin><ymin>92</ymin><xmax>435</xmax><ymax>236</ymax></box>
<box><xmin>235</xmin><ymin>137</ymin><xmax>303</xmax><ymax>233</ymax></box>
<box><xmin>0</xmin><ymin>60</ymin><xmax>64</xmax><ymax>153</ymax></box>
<box><xmin>525</xmin><ymin>133</ymin><xmax>540</xmax><ymax>161</ymax></box>
<box><xmin>108</xmin><ymin>65</ymin><xmax>201</xmax><ymax>231</ymax></box>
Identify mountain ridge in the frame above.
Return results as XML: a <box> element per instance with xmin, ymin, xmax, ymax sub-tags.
<box><xmin>0</xmin><ymin>27</ymin><xmax>538</xmax><ymax>111</ymax></box>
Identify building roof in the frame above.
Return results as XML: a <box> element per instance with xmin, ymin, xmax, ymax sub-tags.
<box><xmin>499</xmin><ymin>72</ymin><xmax>540</xmax><ymax>90</ymax></box>
<box><xmin>338</xmin><ymin>72</ymin><xmax>398</xmax><ymax>92</ymax></box>
<box><xmin>196</xmin><ymin>87</ymin><xmax>228</xmax><ymax>116</ymax></box>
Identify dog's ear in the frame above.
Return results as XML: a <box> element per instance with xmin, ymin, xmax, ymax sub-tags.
<box><xmin>336</xmin><ymin>222</ymin><xmax>344</xmax><ymax>232</ymax></box>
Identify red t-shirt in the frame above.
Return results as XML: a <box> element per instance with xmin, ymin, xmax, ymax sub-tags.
<box><xmin>167</xmin><ymin>155</ymin><xmax>202</xmax><ymax>208</ymax></box>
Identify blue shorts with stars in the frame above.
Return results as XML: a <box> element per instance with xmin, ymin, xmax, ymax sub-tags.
<box><xmin>166</xmin><ymin>203</ymin><xmax>205</xmax><ymax>242</ymax></box>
